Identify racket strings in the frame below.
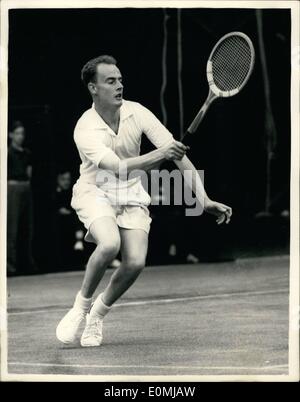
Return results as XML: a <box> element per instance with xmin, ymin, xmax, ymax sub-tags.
<box><xmin>211</xmin><ymin>36</ymin><xmax>252</xmax><ymax>92</ymax></box>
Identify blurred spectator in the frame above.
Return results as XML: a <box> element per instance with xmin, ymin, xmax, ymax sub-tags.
<box><xmin>53</xmin><ymin>170</ymin><xmax>78</xmax><ymax>269</ymax></box>
<box><xmin>7</xmin><ymin>120</ymin><xmax>37</xmax><ymax>275</ymax></box>
<box><xmin>53</xmin><ymin>170</ymin><xmax>120</xmax><ymax>270</ymax></box>
<box><xmin>55</xmin><ymin>171</ymin><xmax>73</xmax><ymax>217</ymax></box>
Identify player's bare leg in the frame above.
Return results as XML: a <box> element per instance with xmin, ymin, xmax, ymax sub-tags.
<box><xmin>102</xmin><ymin>228</ymin><xmax>148</xmax><ymax>305</ymax></box>
<box><xmin>80</xmin><ymin>217</ymin><xmax>121</xmax><ymax>298</ymax></box>
<box><xmin>81</xmin><ymin>229</ymin><xmax>148</xmax><ymax>347</ymax></box>
<box><xmin>56</xmin><ymin>217</ymin><xmax>120</xmax><ymax>344</ymax></box>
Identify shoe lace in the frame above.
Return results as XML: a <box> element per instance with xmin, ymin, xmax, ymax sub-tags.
<box><xmin>84</xmin><ymin>317</ymin><xmax>103</xmax><ymax>338</ymax></box>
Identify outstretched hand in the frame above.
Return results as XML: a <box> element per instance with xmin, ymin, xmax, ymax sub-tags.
<box><xmin>204</xmin><ymin>199</ymin><xmax>232</xmax><ymax>225</ymax></box>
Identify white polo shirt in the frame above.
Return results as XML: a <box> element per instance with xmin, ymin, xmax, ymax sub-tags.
<box><xmin>73</xmin><ymin>100</ymin><xmax>174</xmax><ymax>205</ymax></box>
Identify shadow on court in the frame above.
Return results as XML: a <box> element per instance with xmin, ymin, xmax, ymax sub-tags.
<box><xmin>6</xmin><ymin>255</ymin><xmax>289</xmax><ymax>377</ymax></box>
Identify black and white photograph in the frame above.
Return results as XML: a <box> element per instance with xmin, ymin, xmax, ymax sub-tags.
<box><xmin>0</xmin><ymin>0</ymin><xmax>299</xmax><ymax>382</ymax></box>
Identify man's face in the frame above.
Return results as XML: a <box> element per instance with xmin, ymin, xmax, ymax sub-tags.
<box><xmin>10</xmin><ymin>126</ymin><xmax>25</xmax><ymax>146</ymax></box>
<box><xmin>91</xmin><ymin>63</ymin><xmax>123</xmax><ymax>107</ymax></box>
<box><xmin>57</xmin><ymin>172</ymin><xmax>71</xmax><ymax>190</ymax></box>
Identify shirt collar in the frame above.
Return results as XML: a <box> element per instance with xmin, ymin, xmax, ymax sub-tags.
<box><xmin>91</xmin><ymin>100</ymin><xmax>133</xmax><ymax>130</ymax></box>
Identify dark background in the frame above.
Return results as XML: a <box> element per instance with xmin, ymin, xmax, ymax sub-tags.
<box><xmin>8</xmin><ymin>8</ymin><xmax>291</xmax><ymax>271</ymax></box>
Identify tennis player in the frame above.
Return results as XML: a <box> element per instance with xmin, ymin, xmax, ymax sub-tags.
<box><xmin>56</xmin><ymin>55</ymin><xmax>232</xmax><ymax>347</ymax></box>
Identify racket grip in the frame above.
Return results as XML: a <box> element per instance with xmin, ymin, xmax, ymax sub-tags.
<box><xmin>181</xmin><ymin>110</ymin><xmax>206</xmax><ymax>142</ymax></box>
<box><xmin>181</xmin><ymin>130</ymin><xmax>192</xmax><ymax>142</ymax></box>
<box><xmin>187</xmin><ymin>104</ymin><xmax>209</xmax><ymax>134</ymax></box>
<box><xmin>185</xmin><ymin>91</ymin><xmax>216</xmax><ymax>138</ymax></box>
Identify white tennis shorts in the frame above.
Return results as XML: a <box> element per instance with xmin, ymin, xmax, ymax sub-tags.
<box><xmin>71</xmin><ymin>182</ymin><xmax>152</xmax><ymax>243</ymax></box>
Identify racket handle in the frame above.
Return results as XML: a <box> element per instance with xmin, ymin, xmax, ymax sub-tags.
<box><xmin>181</xmin><ymin>130</ymin><xmax>192</xmax><ymax>142</ymax></box>
<box><xmin>181</xmin><ymin>107</ymin><xmax>207</xmax><ymax>142</ymax></box>
<box><xmin>184</xmin><ymin>91</ymin><xmax>216</xmax><ymax>139</ymax></box>
<box><xmin>187</xmin><ymin>103</ymin><xmax>209</xmax><ymax>134</ymax></box>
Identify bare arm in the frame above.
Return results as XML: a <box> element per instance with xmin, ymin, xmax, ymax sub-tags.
<box><xmin>175</xmin><ymin>155</ymin><xmax>232</xmax><ymax>224</ymax></box>
<box><xmin>174</xmin><ymin>155</ymin><xmax>209</xmax><ymax>207</ymax></box>
<box><xmin>99</xmin><ymin>140</ymin><xmax>188</xmax><ymax>177</ymax></box>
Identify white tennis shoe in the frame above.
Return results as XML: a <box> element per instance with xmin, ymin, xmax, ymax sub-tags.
<box><xmin>56</xmin><ymin>308</ymin><xmax>86</xmax><ymax>344</ymax></box>
<box><xmin>80</xmin><ymin>314</ymin><xmax>103</xmax><ymax>347</ymax></box>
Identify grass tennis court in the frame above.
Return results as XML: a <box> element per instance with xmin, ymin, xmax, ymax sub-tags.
<box><xmin>6</xmin><ymin>255</ymin><xmax>289</xmax><ymax>378</ymax></box>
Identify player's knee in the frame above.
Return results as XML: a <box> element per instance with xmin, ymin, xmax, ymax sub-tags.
<box><xmin>123</xmin><ymin>257</ymin><xmax>146</xmax><ymax>275</ymax></box>
<box><xmin>98</xmin><ymin>239</ymin><xmax>120</xmax><ymax>261</ymax></box>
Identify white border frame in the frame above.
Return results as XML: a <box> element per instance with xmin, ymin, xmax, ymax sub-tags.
<box><xmin>0</xmin><ymin>0</ymin><xmax>299</xmax><ymax>383</ymax></box>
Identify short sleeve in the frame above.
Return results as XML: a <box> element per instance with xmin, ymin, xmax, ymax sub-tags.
<box><xmin>74</xmin><ymin>128</ymin><xmax>116</xmax><ymax>167</ymax></box>
<box><xmin>135</xmin><ymin>103</ymin><xmax>174</xmax><ymax>148</ymax></box>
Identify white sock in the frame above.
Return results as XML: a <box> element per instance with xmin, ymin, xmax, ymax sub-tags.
<box><xmin>73</xmin><ymin>291</ymin><xmax>92</xmax><ymax>313</ymax></box>
<box><xmin>90</xmin><ymin>293</ymin><xmax>111</xmax><ymax>320</ymax></box>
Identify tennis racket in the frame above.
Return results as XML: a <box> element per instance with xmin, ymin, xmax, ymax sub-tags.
<box><xmin>183</xmin><ymin>31</ymin><xmax>255</xmax><ymax>139</ymax></box>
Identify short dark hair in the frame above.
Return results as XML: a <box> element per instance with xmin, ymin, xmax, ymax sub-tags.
<box><xmin>10</xmin><ymin>120</ymin><xmax>24</xmax><ymax>132</ymax></box>
<box><xmin>81</xmin><ymin>55</ymin><xmax>117</xmax><ymax>87</ymax></box>
<box><xmin>57</xmin><ymin>169</ymin><xmax>71</xmax><ymax>177</ymax></box>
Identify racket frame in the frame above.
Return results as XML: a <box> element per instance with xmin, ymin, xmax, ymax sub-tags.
<box><xmin>208</xmin><ymin>31</ymin><xmax>255</xmax><ymax>98</ymax></box>
<box><xmin>185</xmin><ymin>31</ymin><xmax>255</xmax><ymax>137</ymax></box>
